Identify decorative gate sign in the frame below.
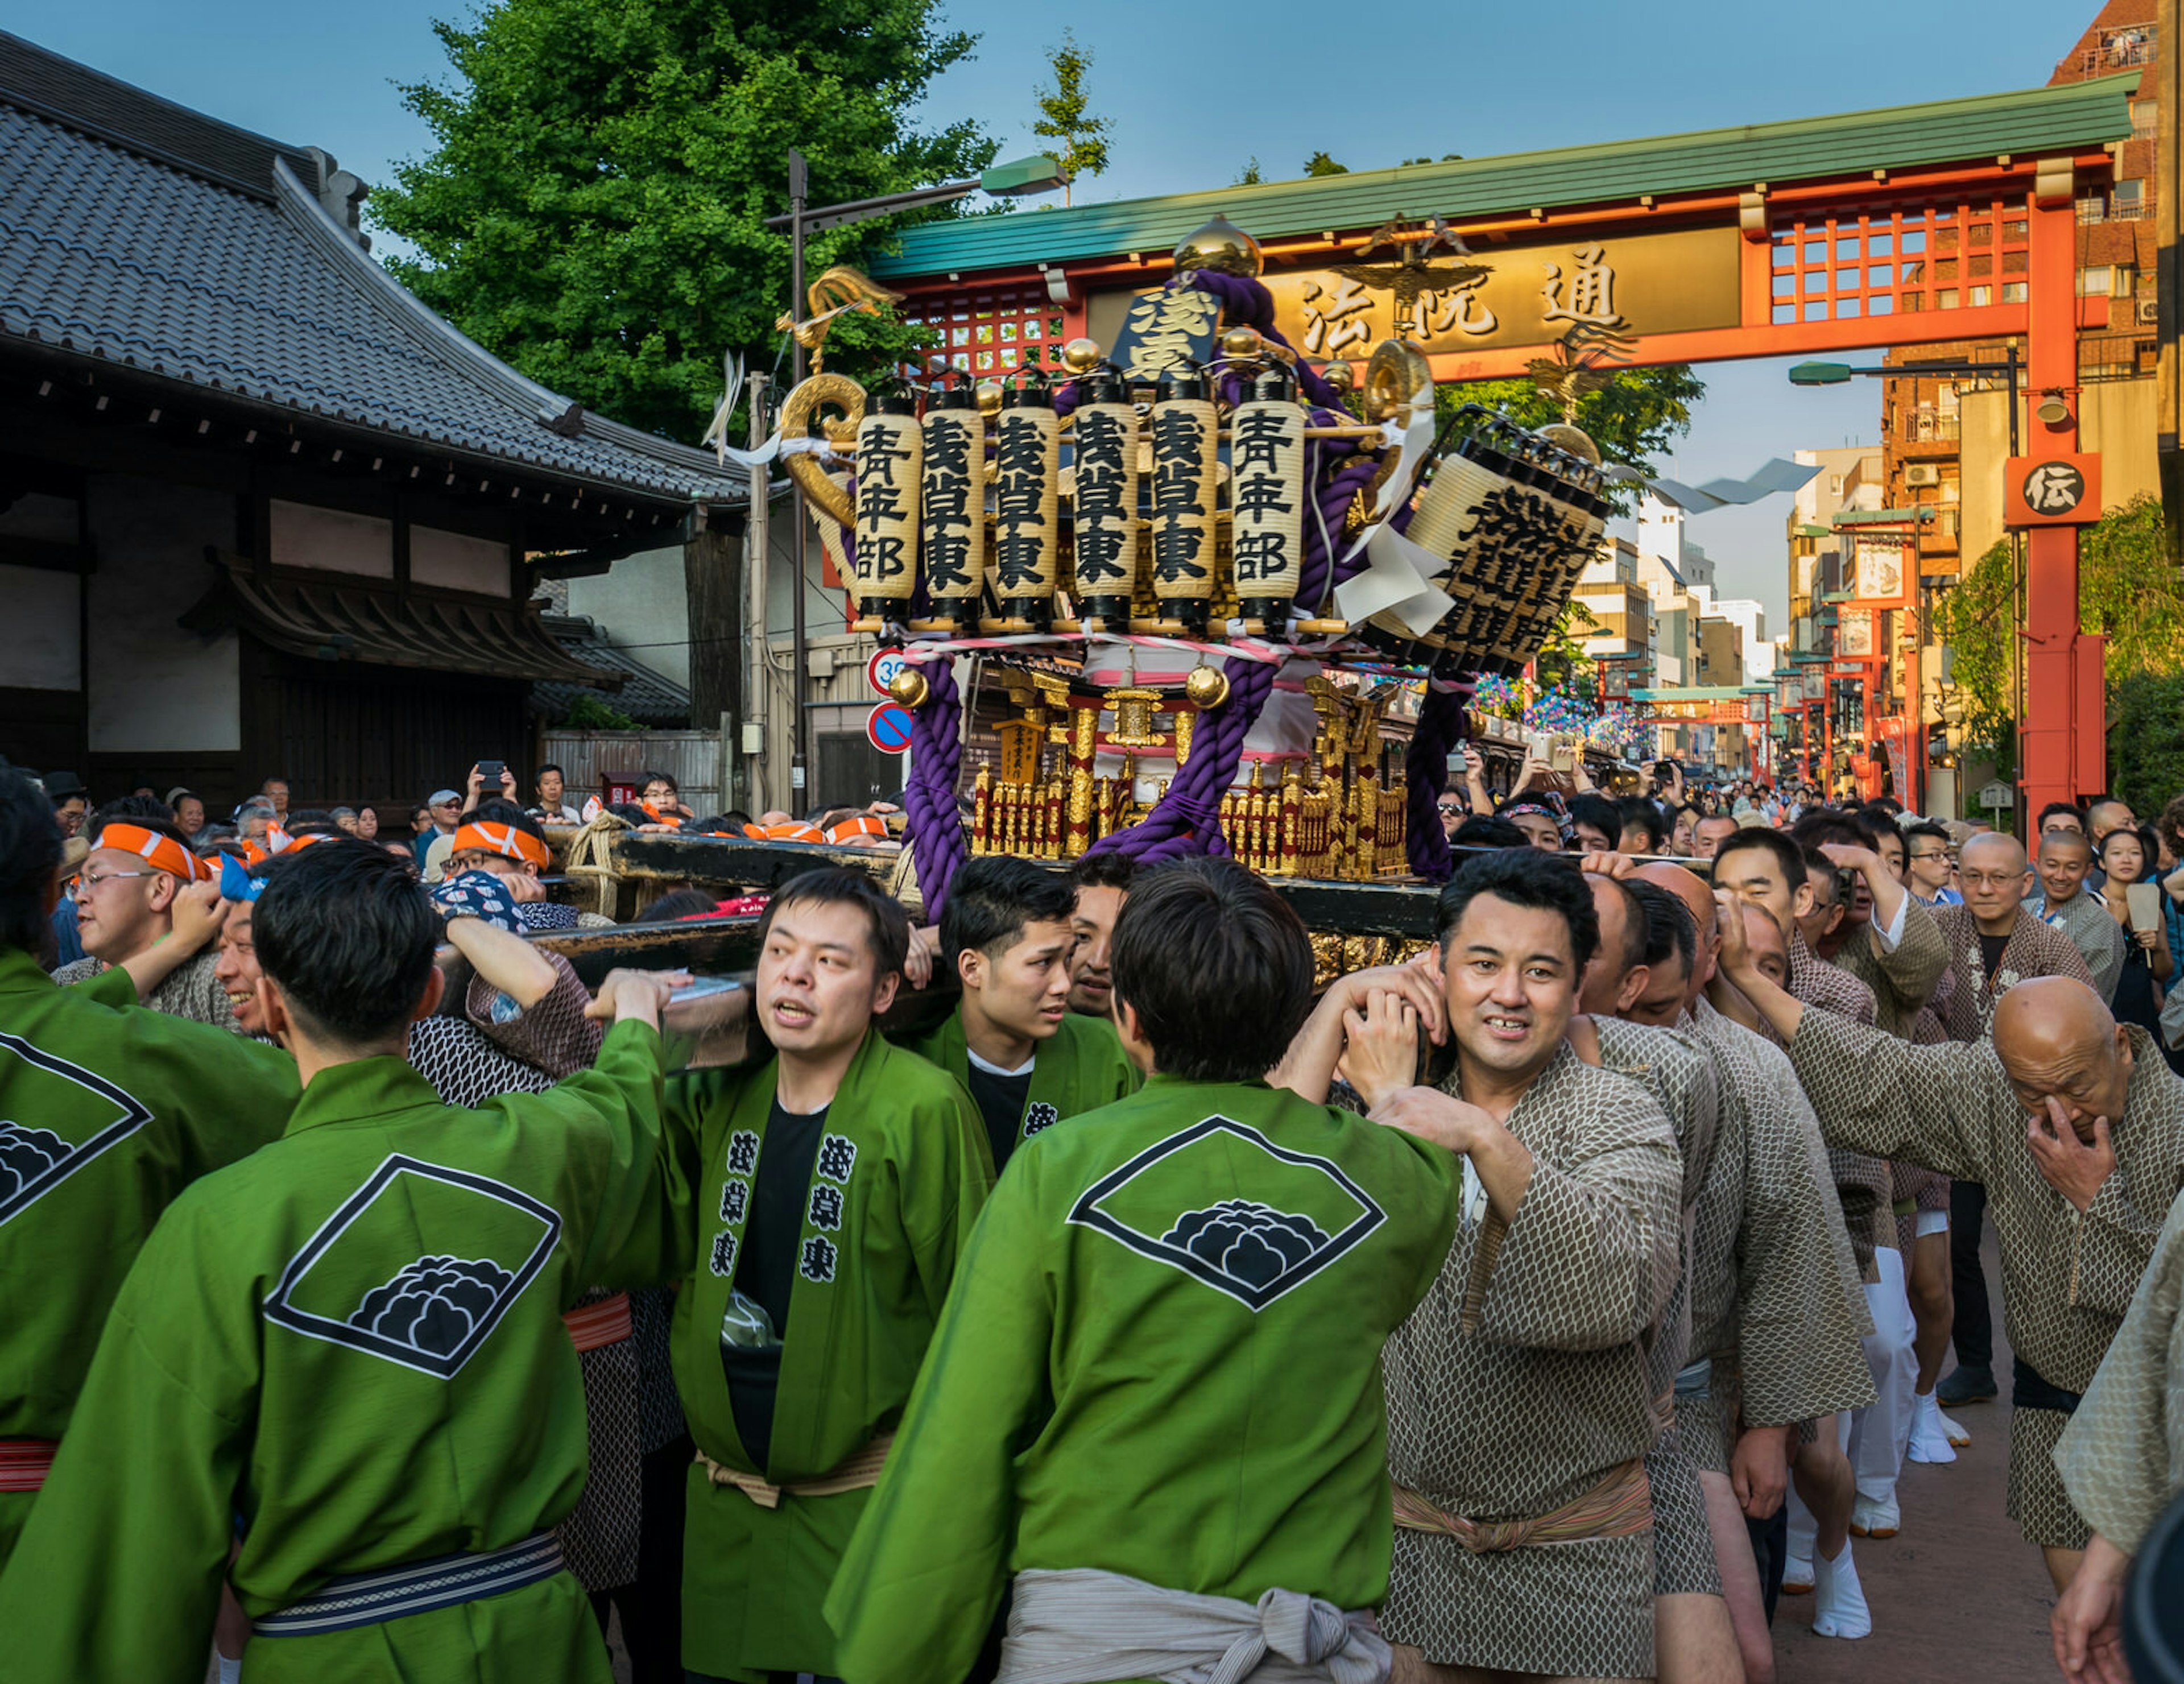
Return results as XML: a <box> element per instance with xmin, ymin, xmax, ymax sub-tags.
<box><xmin>866</xmin><ymin>702</ymin><xmax>916</xmax><ymax>753</ymax></box>
<box><xmin>2005</xmin><ymin>454</ymin><xmax>2100</xmax><ymax>527</ymax></box>
<box><xmin>866</xmin><ymin>647</ymin><xmax>909</xmax><ymax>697</ymax></box>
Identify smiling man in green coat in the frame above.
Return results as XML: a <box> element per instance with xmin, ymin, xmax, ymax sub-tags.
<box><xmin>0</xmin><ymin>838</ymin><xmax>680</xmax><ymax>1683</ymax></box>
<box><xmin>903</xmin><ymin>854</ymin><xmax>1140</xmax><ymax>1175</ymax></box>
<box><xmin>600</xmin><ymin>867</ymin><xmax>992</xmax><ymax>1683</ymax></box>
<box><xmin>0</xmin><ymin>766</ymin><xmax>297</xmax><ymax>1567</ymax></box>
<box><xmin>828</xmin><ymin>858</ymin><xmax>1470</xmax><ymax>1684</ymax></box>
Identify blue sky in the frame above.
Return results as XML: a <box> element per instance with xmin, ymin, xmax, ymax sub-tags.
<box><xmin>21</xmin><ymin>0</ymin><xmax>2099</xmax><ymax>623</ymax></box>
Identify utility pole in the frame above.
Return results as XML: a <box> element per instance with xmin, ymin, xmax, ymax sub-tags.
<box><xmin>2160</xmin><ymin>0</ymin><xmax>2181</xmax><ymax>560</ymax></box>
<box><xmin>787</xmin><ymin>149</ymin><xmax>810</xmax><ymax>809</ymax></box>
<box><xmin>763</xmin><ymin>146</ymin><xmax>1066</xmax><ymax>818</ymax></box>
<box><xmin>743</xmin><ymin>370</ymin><xmax>771</xmax><ymax>813</ymax></box>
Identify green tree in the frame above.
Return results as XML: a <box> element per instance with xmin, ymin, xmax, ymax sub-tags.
<box><xmin>1031</xmin><ymin>30</ymin><xmax>1110</xmax><ymax>206</ymax></box>
<box><xmin>369</xmin><ymin>0</ymin><xmax>995</xmax><ymax>441</ymax></box>
<box><xmin>1303</xmin><ymin>152</ymin><xmax>1349</xmax><ymax>177</ymax></box>
<box><xmin>2104</xmin><ymin>672</ymin><xmax>2184</xmax><ymax>820</ymax></box>
<box><xmin>1233</xmin><ymin>157</ymin><xmax>1263</xmax><ymax>187</ymax></box>
<box><xmin>1930</xmin><ymin>495</ymin><xmax>2184</xmax><ymax>791</ymax></box>
<box><xmin>1433</xmin><ymin>366</ymin><xmax>1706</xmax><ymax>510</ymax></box>
<box><xmin>2079</xmin><ymin>493</ymin><xmax>2184</xmax><ymax>678</ymax></box>
<box><xmin>1930</xmin><ymin>537</ymin><xmax>2017</xmax><ymax>775</ymax></box>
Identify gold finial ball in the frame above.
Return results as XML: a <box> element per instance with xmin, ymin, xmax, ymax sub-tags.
<box><xmin>1184</xmin><ymin>666</ymin><xmax>1231</xmax><ymax>710</ymax></box>
<box><xmin>975</xmin><ymin>380</ymin><xmax>1005</xmax><ymax>416</ymax></box>
<box><xmin>887</xmin><ymin>667</ymin><xmax>931</xmax><ymax>709</ymax></box>
<box><xmin>1220</xmin><ymin>325</ymin><xmax>1265</xmax><ymax>360</ymax></box>
<box><xmin>1539</xmin><ymin>422</ymin><xmax>1602</xmax><ymax>464</ymax></box>
<box><xmin>1323</xmin><ymin>361</ymin><xmax>1356</xmax><ymax>393</ymax></box>
<box><xmin>1060</xmin><ymin>337</ymin><xmax>1104</xmax><ymax>375</ymax></box>
<box><xmin>1173</xmin><ymin>214</ymin><xmax>1263</xmax><ymax>279</ymax></box>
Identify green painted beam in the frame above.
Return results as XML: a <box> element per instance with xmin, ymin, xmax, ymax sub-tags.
<box><xmin>871</xmin><ymin>75</ymin><xmax>2134</xmax><ymax>279</ymax></box>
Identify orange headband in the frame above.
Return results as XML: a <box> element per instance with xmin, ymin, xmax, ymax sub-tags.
<box><xmin>743</xmin><ymin>822</ymin><xmax>826</xmax><ymax>844</ymax></box>
<box><xmin>823</xmin><ymin>814</ymin><xmax>890</xmax><ymax>845</ymax></box>
<box><xmin>452</xmin><ymin>820</ymin><xmax>550</xmax><ymax>870</ymax></box>
<box><xmin>91</xmin><ymin>824</ymin><xmax>210</xmax><ymax>884</ymax></box>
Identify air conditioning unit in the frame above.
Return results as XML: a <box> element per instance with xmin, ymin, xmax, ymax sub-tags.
<box><xmin>2138</xmin><ymin>297</ymin><xmax>2160</xmax><ymax>324</ymax></box>
<box><xmin>1904</xmin><ymin>464</ymin><xmax>1942</xmax><ymax>487</ymax></box>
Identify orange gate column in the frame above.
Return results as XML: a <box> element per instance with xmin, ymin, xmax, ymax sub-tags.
<box><xmin>2021</xmin><ymin>185</ymin><xmax>2094</xmax><ymax>813</ymax></box>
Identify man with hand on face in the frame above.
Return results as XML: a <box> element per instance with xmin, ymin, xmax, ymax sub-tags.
<box><xmin>2036</xmin><ymin>829</ymin><xmax>2123</xmax><ymax>1007</ymax></box>
<box><xmin>0</xmin><ymin>839</ymin><xmax>680</xmax><ymax>1679</ymax></box>
<box><xmin>1714</xmin><ymin>913</ymin><xmax>2184</xmax><ymax>1598</ymax></box>
<box><xmin>1063</xmin><ymin>850</ymin><xmax>1133</xmax><ymax>1022</ymax></box>
<box><xmin>904</xmin><ymin>855</ymin><xmax>1140</xmax><ymax>1176</ymax></box>
<box><xmin>592</xmin><ymin>870</ymin><xmax>990</xmax><ymax>1684</ymax></box>
<box><xmin>1931</xmin><ymin>833</ymin><xmax>2098</xmax><ymax>1416</ymax></box>
<box><xmin>1286</xmin><ymin>848</ymin><xmax>1684</xmax><ymax>1683</ymax></box>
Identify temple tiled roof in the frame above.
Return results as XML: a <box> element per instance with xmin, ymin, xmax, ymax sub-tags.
<box><xmin>0</xmin><ymin>31</ymin><xmax>744</xmax><ymax>507</ymax></box>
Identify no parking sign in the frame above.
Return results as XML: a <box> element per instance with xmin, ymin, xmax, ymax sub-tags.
<box><xmin>866</xmin><ymin>702</ymin><xmax>915</xmax><ymax>754</ymax></box>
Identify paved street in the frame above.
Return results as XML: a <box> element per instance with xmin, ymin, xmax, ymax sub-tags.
<box><xmin>1778</xmin><ymin>1224</ymin><xmax>2059</xmax><ymax>1684</ymax></box>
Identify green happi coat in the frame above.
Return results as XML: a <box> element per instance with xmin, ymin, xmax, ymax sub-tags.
<box><xmin>826</xmin><ymin>1076</ymin><xmax>1464</xmax><ymax>1684</ymax></box>
<box><xmin>904</xmin><ymin>1006</ymin><xmax>1141</xmax><ymax>1167</ymax></box>
<box><xmin>0</xmin><ymin>946</ymin><xmax>296</xmax><ymax>1565</ymax></box>
<box><xmin>599</xmin><ymin>1028</ymin><xmax>991</xmax><ymax>1681</ymax></box>
<box><xmin>0</xmin><ymin>1018</ymin><xmax>667</xmax><ymax>1684</ymax></box>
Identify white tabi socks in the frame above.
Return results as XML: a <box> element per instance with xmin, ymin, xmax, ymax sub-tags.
<box><xmin>1906</xmin><ymin>1388</ymin><xmax>1958</xmax><ymax>1464</ymax></box>
<box><xmin>1811</xmin><ymin>1540</ymin><xmax>1873</xmax><ymax>1640</ymax></box>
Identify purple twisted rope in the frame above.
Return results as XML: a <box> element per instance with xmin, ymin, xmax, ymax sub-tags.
<box><xmin>1084</xmin><ymin>656</ymin><xmax>1277</xmax><ymax>864</ymax></box>
<box><xmin>1404</xmin><ymin>681</ymin><xmax>1474</xmax><ymax>882</ymax></box>
<box><xmin>902</xmin><ymin>659</ymin><xmax>970</xmax><ymax>917</ymax></box>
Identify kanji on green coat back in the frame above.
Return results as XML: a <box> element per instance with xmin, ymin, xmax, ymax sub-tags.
<box><xmin>826</xmin><ymin>1075</ymin><xmax>1463</xmax><ymax>1684</ymax></box>
<box><xmin>0</xmin><ymin>946</ymin><xmax>297</xmax><ymax>1565</ymax></box>
<box><xmin>0</xmin><ymin>1019</ymin><xmax>668</xmax><ymax>1683</ymax></box>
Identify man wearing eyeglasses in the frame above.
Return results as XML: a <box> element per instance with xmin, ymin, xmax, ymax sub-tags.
<box><xmin>48</xmin><ymin>810</ymin><xmax>238</xmax><ymax>1031</ymax></box>
<box><xmin>1902</xmin><ymin>821</ymin><xmax>1961</xmax><ymax>907</ymax></box>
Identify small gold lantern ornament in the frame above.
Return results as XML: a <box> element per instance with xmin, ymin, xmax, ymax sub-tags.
<box><xmin>1059</xmin><ymin>337</ymin><xmax>1105</xmax><ymax>376</ymax></box>
<box><xmin>1537</xmin><ymin>421</ymin><xmax>1602</xmax><ymax>464</ymax></box>
<box><xmin>1184</xmin><ymin>665</ymin><xmax>1231</xmax><ymax>710</ymax></box>
<box><xmin>1172</xmin><ymin>214</ymin><xmax>1263</xmax><ymax>279</ymax></box>
<box><xmin>1219</xmin><ymin>325</ymin><xmax>1265</xmax><ymax>362</ymax></box>
<box><xmin>974</xmin><ymin>380</ymin><xmax>1006</xmax><ymax>417</ymax></box>
<box><xmin>886</xmin><ymin>665</ymin><xmax>931</xmax><ymax>709</ymax></box>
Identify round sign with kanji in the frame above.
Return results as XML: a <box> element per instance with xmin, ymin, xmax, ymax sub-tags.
<box><xmin>2005</xmin><ymin>453</ymin><xmax>2100</xmax><ymax>527</ymax></box>
<box><xmin>866</xmin><ymin>701</ymin><xmax>915</xmax><ymax>754</ymax></box>
<box><xmin>866</xmin><ymin>647</ymin><xmax>908</xmax><ymax>697</ymax></box>
<box><xmin>2022</xmin><ymin>461</ymin><xmax>2085</xmax><ymax>515</ymax></box>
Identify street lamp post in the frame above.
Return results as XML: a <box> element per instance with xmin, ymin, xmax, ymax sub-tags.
<box><xmin>762</xmin><ymin>149</ymin><xmax>1067</xmax><ymax>801</ymax></box>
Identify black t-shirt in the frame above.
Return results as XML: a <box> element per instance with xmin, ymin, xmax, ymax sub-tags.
<box><xmin>721</xmin><ymin>1097</ymin><xmax>827</xmax><ymax>1468</ymax></box>
<box><xmin>965</xmin><ymin>1057</ymin><xmax>1035</xmax><ymax>1174</ymax></box>
<box><xmin>1979</xmin><ymin>930</ymin><xmax>2011</xmax><ymax>982</ymax></box>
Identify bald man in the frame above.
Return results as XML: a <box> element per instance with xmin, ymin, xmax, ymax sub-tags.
<box><xmin>2034</xmin><ymin>830</ymin><xmax>2124</xmax><ymax>1008</ymax></box>
<box><xmin>1631</xmin><ymin>864</ymin><xmax>1875</xmax><ymax>1669</ymax></box>
<box><xmin>1931</xmin><ymin>831</ymin><xmax>2099</xmax><ymax>1414</ymax></box>
<box><xmin>1713</xmin><ymin>926</ymin><xmax>2184</xmax><ymax>1595</ymax></box>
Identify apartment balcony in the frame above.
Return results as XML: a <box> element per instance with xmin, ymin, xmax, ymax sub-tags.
<box><xmin>2079</xmin><ymin>28</ymin><xmax>2156</xmax><ymax>75</ymax></box>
